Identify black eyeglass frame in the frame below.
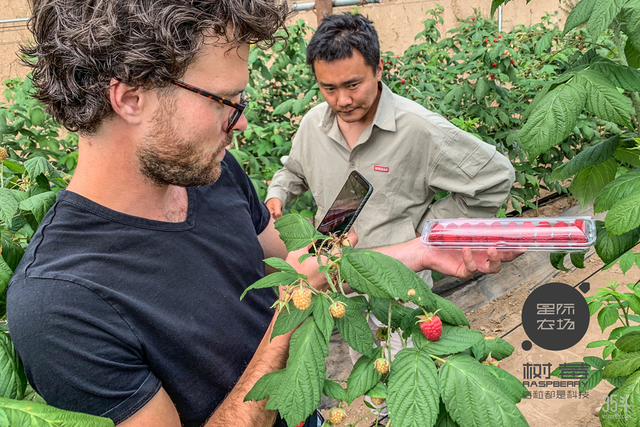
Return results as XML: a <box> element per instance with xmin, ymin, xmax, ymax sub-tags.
<box><xmin>171</xmin><ymin>79</ymin><xmax>248</xmax><ymax>132</ymax></box>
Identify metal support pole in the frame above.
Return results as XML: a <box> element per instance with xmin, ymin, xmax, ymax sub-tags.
<box><xmin>498</xmin><ymin>5</ymin><xmax>503</xmax><ymax>33</ymax></box>
<box><xmin>291</xmin><ymin>0</ymin><xmax>381</xmax><ymax>13</ymax></box>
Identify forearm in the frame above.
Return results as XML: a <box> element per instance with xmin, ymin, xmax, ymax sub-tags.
<box><xmin>266</xmin><ymin>166</ymin><xmax>308</xmax><ymax>207</ymax></box>
<box><xmin>205</xmin><ymin>314</ymin><xmax>291</xmax><ymax>427</ymax></box>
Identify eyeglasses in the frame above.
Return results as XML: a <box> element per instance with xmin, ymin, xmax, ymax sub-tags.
<box><xmin>171</xmin><ymin>79</ymin><xmax>248</xmax><ymax>133</ymax></box>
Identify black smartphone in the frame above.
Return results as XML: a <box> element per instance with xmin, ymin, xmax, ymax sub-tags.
<box><xmin>316</xmin><ymin>170</ymin><xmax>373</xmax><ymax>236</ymax></box>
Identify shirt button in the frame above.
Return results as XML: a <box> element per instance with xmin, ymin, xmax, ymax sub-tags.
<box><xmin>349</xmin><ymin>161</ymin><xmax>355</xmax><ymax>168</ymax></box>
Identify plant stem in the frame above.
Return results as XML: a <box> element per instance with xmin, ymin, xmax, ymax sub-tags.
<box><xmin>611</xmin><ymin>295</ymin><xmax>630</xmax><ymax>327</ymax></box>
<box><xmin>387</xmin><ymin>301</ymin><xmax>393</xmax><ymax>362</ymax></box>
<box><xmin>612</xmin><ymin>19</ymin><xmax>640</xmax><ymax>131</ymax></box>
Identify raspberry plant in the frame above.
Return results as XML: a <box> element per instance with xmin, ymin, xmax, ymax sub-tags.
<box><xmin>242</xmin><ymin>213</ymin><xmax>528</xmax><ymax>427</ymax></box>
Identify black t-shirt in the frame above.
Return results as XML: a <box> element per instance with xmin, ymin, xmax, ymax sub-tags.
<box><xmin>7</xmin><ymin>151</ymin><xmax>274</xmax><ymax>426</ymax></box>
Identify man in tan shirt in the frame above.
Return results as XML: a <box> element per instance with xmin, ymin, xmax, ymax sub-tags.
<box><xmin>265</xmin><ymin>13</ymin><xmax>515</xmax><ymax>422</ymax></box>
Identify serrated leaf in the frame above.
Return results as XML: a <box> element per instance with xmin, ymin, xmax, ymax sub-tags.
<box><xmin>440</xmin><ymin>354</ymin><xmax>528</xmax><ymax>427</ymax></box>
<box><xmin>0</xmin><ymin>397</ymin><xmax>114</xmax><ymax>426</ymax></box>
<box><xmin>588</xmin><ymin>340</ymin><xmax>615</xmax><ymax>348</ymax></box>
<box><xmin>580</xmin><ymin>368</ymin><xmax>604</xmax><ymax>393</ymax></box>
<box><xmin>550</xmin><ymin>135</ymin><xmax>620</xmax><ymax>181</ymax></box>
<box><xmin>335</xmin><ymin>296</ymin><xmax>375</xmax><ymax>356</ymax></box>
<box><xmin>341</xmin><ymin>250</ymin><xmax>435</xmax><ymax>306</ymax></box>
<box><xmin>585</xmin><ymin>356</ymin><xmax>607</xmax><ymax>370</ymax></box>
<box><xmin>369</xmin><ymin>297</ymin><xmax>414</xmax><ymax>329</ymax></box>
<box><xmin>387</xmin><ymin>348</ymin><xmax>439</xmax><ymax>427</ymax></box>
<box><xmin>422</xmin><ymin>294</ymin><xmax>470</xmax><ymax>327</ymax></box>
<box><xmin>600</xmin><ymin>371</ymin><xmax>640</xmax><ymax>426</ymax></box>
<box><xmin>23</xmin><ymin>156</ymin><xmax>59</xmax><ymax>180</ymax></box>
<box><xmin>18</xmin><ymin>191</ymin><xmax>57</xmax><ymax>224</ymax></box>
<box><xmin>615</xmin><ymin>147</ymin><xmax>640</xmax><ymax>167</ymax></box>
<box><xmin>413</xmin><ymin>323</ymin><xmax>484</xmax><ymax>356</ymax></box>
<box><xmin>595</xmin><ymin>169</ymin><xmax>640</xmax><ymax>213</ymax></box>
<box><xmin>1</xmin><ymin>234</ymin><xmax>24</xmax><ymax>272</ymax></box>
<box><xmin>575</xmin><ymin>70</ymin><xmax>633</xmax><ymax>128</ymax></box>
<box><xmin>595</xmin><ymin>220</ymin><xmax>640</xmax><ymax>264</ymax></box>
<box><xmin>621</xmin><ymin>294</ymin><xmax>640</xmax><ymax>316</ymax></box>
<box><xmin>346</xmin><ymin>355</ymin><xmax>381</xmax><ymax>405</ymax></box>
<box><xmin>603</xmin><ymin>351</ymin><xmax>640</xmax><ymax>377</ymax></box>
<box><xmin>323</xmin><ymin>379</ymin><xmax>347</xmax><ymax>401</ymax></box>
<box><xmin>272</xmin><ymin>99</ymin><xmax>294</xmax><ymax>116</ymax></box>
<box><xmin>620</xmin><ymin>250</ymin><xmax>637</xmax><ymax>273</ymax></box>
<box><xmin>599</xmin><ymin>305</ymin><xmax>621</xmax><ymax>332</ymax></box>
<box><xmin>435</xmin><ymin>399</ymin><xmax>461</xmax><ymax>427</ymax></box>
<box><xmin>0</xmin><ymin>257</ymin><xmax>13</xmax><ymax>304</ymax></box>
<box><xmin>587</xmin><ymin>0</ymin><xmax>625</xmax><ymax>40</ymax></box>
<box><xmin>571</xmin><ymin>252</ymin><xmax>586</xmax><ymax>268</ymax></box>
<box><xmin>265</xmin><ymin>318</ymin><xmax>328</xmax><ymax>426</ymax></box>
<box><xmin>485</xmin><ymin>337</ymin><xmax>515</xmax><ymax>360</ymax></box>
<box><xmin>551</xmin><ymin>252</ymin><xmax>570</xmax><ymax>271</ymax></box>
<box><xmin>591</xmin><ymin>60</ymin><xmax>640</xmax><ymax>92</ymax></box>
<box><xmin>616</xmin><ymin>331</ymin><xmax>640</xmax><ymax>352</ymax></box>
<box><xmin>312</xmin><ymin>295</ymin><xmax>334</xmax><ymax>343</ymax></box>
<box><xmin>589</xmin><ymin>300</ymin><xmax>604</xmax><ymax>316</ymax></box>
<box><xmin>564</xmin><ymin>0</ymin><xmax>598</xmax><ymax>34</ymax></box>
<box><xmin>244</xmin><ymin>369</ymin><xmax>285</xmax><ymax>402</ymax></box>
<box><xmin>606</xmin><ymin>189</ymin><xmax>640</xmax><ymax>235</ymax></box>
<box><xmin>274</xmin><ymin>213</ymin><xmax>324</xmax><ymax>251</ymax></box>
<box><xmin>365</xmin><ymin>382</ymin><xmax>387</xmax><ymax>399</ymax></box>
<box><xmin>0</xmin><ymin>188</ymin><xmax>19</xmax><ymax>226</ymax></box>
<box><xmin>519</xmin><ymin>82</ymin><xmax>587</xmax><ymax>159</ymax></box>
<box><xmin>521</xmin><ymin>73</ymin><xmax>574</xmax><ymax>121</ymax></box>
<box><xmin>535</xmin><ymin>32</ymin><xmax>554</xmax><ymax>56</ymax></box>
<box><xmin>0</xmin><ymin>333</ymin><xmax>27</xmax><ymax>400</ymax></box>
<box><xmin>475</xmin><ymin>78</ymin><xmax>489</xmax><ymax>100</ymax></box>
<box><xmin>485</xmin><ymin>365</ymin><xmax>528</xmax><ymax>403</ymax></box>
<box><xmin>569</xmin><ymin>157</ymin><xmax>618</xmax><ymax>209</ymax></box>
<box><xmin>626</xmin><ymin>39</ymin><xmax>640</xmax><ymax>68</ymax></box>
<box><xmin>272</xmin><ymin>297</ymin><xmax>314</xmax><ymax>339</ymax></box>
<box><xmin>240</xmin><ymin>271</ymin><xmax>298</xmax><ymax>300</ymax></box>
<box><xmin>622</xmin><ymin>0</ymin><xmax>640</xmax><ymax>53</ymax></box>
<box><xmin>264</xmin><ymin>257</ymin><xmax>298</xmax><ymax>275</ymax></box>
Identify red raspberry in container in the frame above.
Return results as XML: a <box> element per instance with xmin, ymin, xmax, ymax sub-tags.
<box><xmin>443</xmin><ymin>223</ymin><xmax>459</xmax><ymax>243</ymax></box>
<box><xmin>570</xmin><ymin>233</ymin><xmax>588</xmax><ymax>244</ymax></box>
<box><xmin>536</xmin><ymin>221</ymin><xmax>553</xmax><ymax>243</ymax></box>
<box><xmin>505</xmin><ymin>221</ymin><xmax>520</xmax><ymax>242</ymax></box>
<box><xmin>487</xmin><ymin>221</ymin><xmax>504</xmax><ymax>243</ymax></box>
<box><xmin>473</xmin><ymin>222</ymin><xmax>488</xmax><ymax>243</ymax></box>
<box><xmin>553</xmin><ymin>221</ymin><xmax>571</xmax><ymax>245</ymax></box>
<box><xmin>538</xmin><ymin>221</ymin><xmax>552</xmax><ymax>228</ymax></box>
<box><xmin>429</xmin><ymin>223</ymin><xmax>445</xmax><ymax>242</ymax></box>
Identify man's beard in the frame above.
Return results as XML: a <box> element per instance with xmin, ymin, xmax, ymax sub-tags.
<box><xmin>137</xmin><ymin>97</ymin><xmax>230</xmax><ymax>188</ymax></box>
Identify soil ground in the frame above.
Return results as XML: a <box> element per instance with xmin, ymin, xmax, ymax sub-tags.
<box><xmin>322</xmin><ymin>197</ymin><xmax>640</xmax><ymax>427</ymax></box>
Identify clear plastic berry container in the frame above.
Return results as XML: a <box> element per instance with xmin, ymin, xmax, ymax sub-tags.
<box><xmin>420</xmin><ymin>217</ymin><xmax>596</xmax><ymax>252</ymax></box>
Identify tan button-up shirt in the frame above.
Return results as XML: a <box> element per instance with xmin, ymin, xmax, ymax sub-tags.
<box><xmin>267</xmin><ymin>83</ymin><xmax>515</xmax><ymax>281</ymax></box>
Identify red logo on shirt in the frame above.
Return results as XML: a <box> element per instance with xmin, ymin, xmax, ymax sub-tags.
<box><xmin>374</xmin><ymin>165</ymin><xmax>389</xmax><ymax>173</ymax></box>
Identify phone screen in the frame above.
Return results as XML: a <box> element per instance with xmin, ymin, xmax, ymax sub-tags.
<box><xmin>317</xmin><ymin>171</ymin><xmax>373</xmax><ymax>236</ymax></box>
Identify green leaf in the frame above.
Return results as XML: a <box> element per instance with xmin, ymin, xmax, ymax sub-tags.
<box><xmin>272</xmin><ymin>99</ymin><xmax>294</xmax><ymax>116</ymax></box>
<box><xmin>564</xmin><ymin>0</ymin><xmax>597</xmax><ymax>34</ymax></box>
<box><xmin>600</xmin><ymin>371</ymin><xmax>640</xmax><ymax>426</ymax></box>
<box><xmin>264</xmin><ymin>318</ymin><xmax>328</xmax><ymax>427</ymax></box>
<box><xmin>484</xmin><ymin>365</ymin><xmax>528</xmax><ymax>403</ymax></box>
<box><xmin>0</xmin><ymin>188</ymin><xmax>19</xmax><ymax>226</ymax></box>
<box><xmin>335</xmin><ymin>297</ymin><xmax>375</xmax><ymax>356</ymax></box>
<box><xmin>595</xmin><ymin>220</ymin><xmax>640</xmax><ymax>264</ymax></box>
<box><xmin>341</xmin><ymin>250</ymin><xmax>435</xmax><ymax>306</ymax></box>
<box><xmin>620</xmin><ymin>250</ymin><xmax>637</xmax><ymax>273</ymax></box>
<box><xmin>312</xmin><ymin>295</ymin><xmax>334</xmax><ymax>343</ymax></box>
<box><xmin>580</xmin><ymin>368</ymin><xmax>603</xmax><ymax>394</ymax></box>
<box><xmin>369</xmin><ymin>297</ymin><xmax>414</xmax><ymax>329</ymax></box>
<box><xmin>0</xmin><ymin>333</ymin><xmax>27</xmax><ymax>400</ymax></box>
<box><xmin>244</xmin><ymin>369</ymin><xmax>285</xmax><ymax>402</ymax></box>
<box><xmin>569</xmin><ymin>157</ymin><xmax>618</xmax><ymax>209</ymax></box>
<box><xmin>626</xmin><ymin>39</ymin><xmax>640</xmax><ymax>68</ymax></box>
<box><xmin>589</xmin><ymin>300</ymin><xmax>603</xmax><ymax>316</ymax></box>
<box><xmin>550</xmin><ymin>252</ymin><xmax>569</xmax><ymax>271</ymax></box>
<box><xmin>387</xmin><ymin>348</ymin><xmax>439</xmax><ymax>427</ymax></box>
<box><xmin>550</xmin><ymin>135</ymin><xmax>620</xmax><ymax>181</ymax></box>
<box><xmin>440</xmin><ymin>355</ymin><xmax>528</xmax><ymax>427</ymax></box>
<box><xmin>575</xmin><ymin>70</ymin><xmax>633</xmax><ymax>128</ymax></box>
<box><xmin>571</xmin><ymin>252</ymin><xmax>586</xmax><ymax>268</ymax></box>
<box><xmin>323</xmin><ymin>379</ymin><xmax>347</xmax><ymax>401</ymax></box>
<box><xmin>519</xmin><ymin>82</ymin><xmax>587</xmax><ymax>159</ymax></box>
<box><xmin>606</xmin><ymin>189</ymin><xmax>640</xmax><ymax>235</ymax></box>
<box><xmin>413</xmin><ymin>323</ymin><xmax>484</xmax><ymax>356</ymax></box>
<box><xmin>584</xmin><ymin>356</ymin><xmax>607</xmax><ymax>370</ymax></box>
<box><xmin>435</xmin><ymin>400</ymin><xmax>461</xmax><ymax>427</ymax></box>
<box><xmin>475</xmin><ymin>78</ymin><xmax>489</xmax><ymax>100</ymax></box>
<box><xmin>599</xmin><ymin>305</ymin><xmax>621</xmax><ymax>332</ymax></box>
<box><xmin>0</xmin><ymin>257</ymin><xmax>13</xmax><ymax>306</ymax></box>
<box><xmin>621</xmin><ymin>294</ymin><xmax>640</xmax><ymax>316</ymax></box>
<box><xmin>422</xmin><ymin>294</ymin><xmax>470</xmax><ymax>327</ymax></box>
<box><xmin>595</xmin><ymin>169</ymin><xmax>640</xmax><ymax>213</ymax></box>
<box><xmin>365</xmin><ymin>382</ymin><xmax>387</xmax><ymax>399</ymax></box>
<box><xmin>240</xmin><ymin>272</ymin><xmax>298</xmax><ymax>300</ymax></box>
<box><xmin>603</xmin><ymin>351</ymin><xmax>640</xmax><ymax>377</ymax></box>
<box><xmin>23</xmin><ymin>156</ymin><xmax>59</xmax><ymax>180</ymax></box>
<box><xmin>622</xmin><ymin>0</ymin><xmax>640</xmax><ymax>53</ymax></box>
<box><xmin>591</xmin><ymin>60</ymin><xmax>640</xmax><ymax>92</ymax></box>
<box><xmin>616</xmin><ymin>332</ymin><xmax>640</xmax><ymax>357</ymax></box>
<box><xmin>346</xmin><ymin>355</ymin><xmax>381</xmax><ymax>405</ymax></box>
<box><xmin>0</xmin><ymin>397</ymin><xmax>114</xmax><ymax>426</ymax></box>
<box><xmin>615</xmin><ymin>147</ymin><xmax>640</xmax><ymax>167</ymax></box>
<box><xmin>264</xmin><ymin>257</ymin><xmax>298</xmax><ymax>275</ymax></box>
<box><xmin>272</xmin><ymin>297</ymin><xmax>314</xmax><ymax>339</ymax></box>
<box><xmin>535</xmin><ymin>32</ymin><xmax>554</xmax><ymax>56</ymax></box>
<box><xmin>586</xmin><ymin>0</ymin><xmax>625</xmax><ymax>40</ymax></box>
<box><xmin>588</xmin><ymin>340</ymin><xmax>615</xmax><ymax>348</ymax></box>
<box><xmin>19</xmin><ymin>191</ymin><xmax>57</xmax><ymax>224</ymax></box>
<box><xmin>274</xmin><ymin>213</ymin><xmax>324</xmax><ymax>251</ymax></box>
<box><xmin>1</xmin><ymin>234</ymin><xmax>24</xmax><ymax>271</ymax></box>
<box><xmin>485</xmin><ymin>337</ymin><xmax>515</xmax><ymax>360</ymax></box>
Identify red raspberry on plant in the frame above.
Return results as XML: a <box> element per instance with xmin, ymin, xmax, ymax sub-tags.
<box><xmin>492</xmin><ymin>62</ymin><xmax>497</xmax><ymax>67</ymax></box>
<box><xmin>484</xmin><ymin>38</ymin><xmax>489</xmax><ymax>43</ymax></box>
<box><xmin>400</xmin><ymin>78</ymin><xmax>405</xmax><ymax>84</ymax></box>
<box><xmin>292</xmin><ymin>288</ymin><xmax>312</xmax><ymax>311</ymax></box>
<box><xmin>471</xmin><ymin>16</ymin><xmax>476</xmax><ymax>21</ymax></box>
<box><xmin>493</xmin><ymin>38</ymin><xmax>498</xmax><ymax>43</ymax></box>
<box><xmin>489</xmin><ymin>74</ymin><xmax>495</xmax><ymax>80</ymax></box>
<box><xmin>417</xmin><ymin>310</ymin><xmax>442</xmax><ymax>341</ymax></box>
<box><xmin>374</xmin><ymin>357</ymin><xmax>390</xmax><ymax>374</ymax></box>
<box><xmin>482</xmin><ymin>353</ymin><xmax>501</xmax><ymax>368</ymax></box>
<box><xmin>328</xmin><ymin>407</ymin><xmax>347</xmax><ymax>425</ymax></box>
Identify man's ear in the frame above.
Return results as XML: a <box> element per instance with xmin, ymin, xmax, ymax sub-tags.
<box><xmin>375</xmin><ymin>58</ymin><xmax>384</xmax><ymax>81</ymax></box>
<box><xmin>109</xmin><ymin>78</ymin><xmax>146</xmax><ymax>125</ymax></box>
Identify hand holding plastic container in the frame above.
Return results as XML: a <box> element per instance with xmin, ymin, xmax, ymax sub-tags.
<box><xmin>421</xmin><ymin>217</ymin><xmax>595</xmax><ymax>252</ymax></box>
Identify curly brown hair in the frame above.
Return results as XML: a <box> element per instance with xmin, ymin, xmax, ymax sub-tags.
<box><xmin>22</xmin><ymin>0</ymin><xmax>291</xmax><ymax>134</ymax></box>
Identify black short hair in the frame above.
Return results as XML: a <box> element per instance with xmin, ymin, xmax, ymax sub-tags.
<box><xmin>306</xmin><ymin>13</ymin><xmax>380</xmax><ymax>75</ymax></box>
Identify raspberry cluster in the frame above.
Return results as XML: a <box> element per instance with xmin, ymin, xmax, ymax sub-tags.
<box><xmin>428</xmin><ymin>219</ymin><xmax>588</xmax><ymax>246</ymax></box>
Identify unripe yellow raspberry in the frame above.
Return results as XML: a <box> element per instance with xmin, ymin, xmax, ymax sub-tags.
<box><xmin>0</xmin><ymin>147</ymin><xmax>7</xmax><ymax>162</ymax></box>
<box><xmin>329</xmin><ymin>301</ymin><xmax>346</xmax><ymax>318</ymax></box>
<box><xmin>374</xmin><ymin>357</ymin><xmax>389</xmax><ymax>374</ymax></box>
<box><xmin>370</xmin><ymin>396</ymin><xmax>386</xmax><ymax>405</ymax></box>
<box><xmin>291</xmin><ymin>288</ymin><xmax>312</xmax><ymax>311</ymax></box>
<box><xmin>328</xmin><ymin>407</ymin><xmax>346</xmax><ymax>425</ymax></box>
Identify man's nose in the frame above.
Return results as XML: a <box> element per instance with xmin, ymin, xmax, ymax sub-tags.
<box><xmin>337</xmin><ymin>90</ymin><xmax>352</xmax><ymax>107</ymax></box>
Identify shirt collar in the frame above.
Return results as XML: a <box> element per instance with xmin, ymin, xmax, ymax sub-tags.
<box><xmin>319</xmin><ymin>81</ymin><xmax>397</xmax><ymax>135</ymax></box>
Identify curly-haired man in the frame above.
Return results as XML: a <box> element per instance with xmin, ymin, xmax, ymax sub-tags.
<box><xmin>7</xmin><ymin>2</ymin><xmax>514</xmax><ymax>426</ymax></box>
